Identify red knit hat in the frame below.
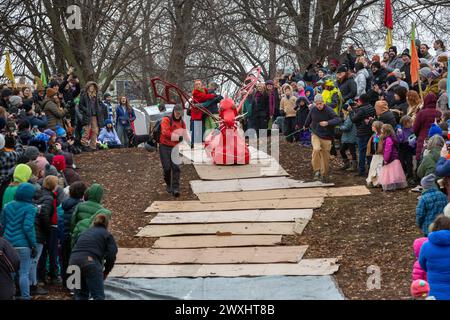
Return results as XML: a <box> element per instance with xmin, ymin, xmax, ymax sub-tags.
<box><xmin>411</xmin><ymin>280</ymin><xmax>429</xmax><ymax>298</ymax></box>
<box><xmin>52</xmin><ymin>155</ymin><xmax>66</xmax><ymax>172</ymax></box>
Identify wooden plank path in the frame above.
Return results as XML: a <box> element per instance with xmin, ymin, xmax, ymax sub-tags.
<box><xmin>152</xmin><ymin>235</ymin><xmax>283</xmax><ymax>249</ymax></box>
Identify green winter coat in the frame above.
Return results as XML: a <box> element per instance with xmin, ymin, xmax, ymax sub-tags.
<box><xmin>71</xmin><ymin>208</ymin><xmax>112</xmax><ymax>248</ymax></box>
<box><xmin>417</xmin><ymin>148</ymin><xmax>441</xmax><ymax>180</ymax></box>
<box><xmin>70</xmin><ymin>184</ymin><xmax>111</xmax><ymax>247</ymax></box>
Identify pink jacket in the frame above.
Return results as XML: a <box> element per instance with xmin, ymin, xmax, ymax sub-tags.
<box><xmin>412</xmin><ymin>237</ymin><xmax>428</xmax><ymax>281</ymax></box>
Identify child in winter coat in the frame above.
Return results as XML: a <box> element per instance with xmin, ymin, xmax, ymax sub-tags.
<box><xmin>396</xmin><ymin>116</ymin><xmax>415</xmax><ymax>182</ymax></box>
<box><xmin>295</xmin><ymin>97</ymin><xmax>311</xmax><ymax>146</ymax></box>
<box><xmin>366</xmin><ymin>121</ymin><xmax>384</xmax><ymax>187</ymax></box>
<box><xmin>378</xmin><ymin>124</ymin><xmax>407</xmax><ymax>191</ymax></box>
<box><xmin>412</xmin><ymin>237</ymin><xmax>428</xmax><ymax>281</ymax></box>
<box><xmin>280</xmin><ymin>85</ymin><xmax>298</xmax><ymax>143</ymax></box>
<box><xmin>339</xmin><ymin>106</ymin><xmax>357</xmax><ymax>171</ymax></box>
<box><xmin>416</xmin><ymin>174</ymin><xmax>448</xmax><ymax>236</ymax></box>
<box><xmin>417</xmin><ymin>134</ymin><xmax>445</xmax><ymax>180</ymax></box>
<box><xmin>52</xmin><ymin>155</ymin><xmax>68</xmax><ymax>188</ymax></box>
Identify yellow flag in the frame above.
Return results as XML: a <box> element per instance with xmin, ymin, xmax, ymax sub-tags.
<box><xmin>4</xmin><ymin>51</ymin><xmax>15</xmax><ymax>86</ymax></box>
<box><xmin>385</xmin><ymin>29</ymin><xmax>393</xmax><ymax>51</ymax></box>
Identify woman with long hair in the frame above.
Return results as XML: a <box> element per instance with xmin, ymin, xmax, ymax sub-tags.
<box><xmin>407</xmin><ymin>90</ymin><xmax>423</xmax><ymax>123</ymax></box>
<box><xmin>115</xmin><ymin>96</ymin><xmax>136</xmax><ymax>147</ymax></box>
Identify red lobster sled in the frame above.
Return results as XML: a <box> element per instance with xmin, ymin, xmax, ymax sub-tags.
<box><xmin>150</xmin><ymin>67</ymin><xmax>262</xmax><ymax>165</ymax></box>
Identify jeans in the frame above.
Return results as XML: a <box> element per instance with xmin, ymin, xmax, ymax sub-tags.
<box><xmin>38</xmin><ymin>226</ymin><xmax>59</xmax><ymax>282</ymax></box>
<box><xmin>357</xmin><ymin>135</ymin><xmax>372</xmax><ymax>175</ymax></box>
<box><xmin>70</xmin><ymin>256</ymin><xmax>105</xmax><ymax>300</ymax></box>
<box><xmin>159</xmin><ymin>144</ymin><xmax>181</xmax><ymax>191</ymax></box>
<box><xmin>29</xmin><ymin>243</ymin><xmax>44</xmax><ymax>286</ymax></box>
<box><xmin>15</xmin><ymin>247</ymin><xmax>32</xmax><ymax>299</ymax></box>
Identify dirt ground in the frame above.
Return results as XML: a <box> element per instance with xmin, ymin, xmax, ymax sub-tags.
<box><xmin>45</xmin><ymin>140</ymin><xmax>420</xmax><ymax>300</ymax></box>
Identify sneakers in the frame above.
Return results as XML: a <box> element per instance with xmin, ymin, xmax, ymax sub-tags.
<box><xmin>30</xmin><ymin>285</ymin><xmax>49</xmax><ymax>296</ymax></box>
<box><xmin>313</xmin><ymin>171</ymin><xmax>321</xmax><ymax>181</ymax></box>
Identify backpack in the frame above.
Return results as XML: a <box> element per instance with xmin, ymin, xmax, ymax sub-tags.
<box><xmin>151</xmin><ymin>116</ymin><xmax>172</xmax><ymax>145</ymax></box>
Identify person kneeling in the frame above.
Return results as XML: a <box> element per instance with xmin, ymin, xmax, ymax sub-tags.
<box><xmin>98</xmin><ymin>120</ymin><xmax>122</xmax><ymax>149</ymax></box>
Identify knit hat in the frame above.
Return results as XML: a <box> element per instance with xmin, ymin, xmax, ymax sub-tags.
<box><xmin>24</xmin><ymin>146</ymin><xmax>40</xmax><ymax>161</ymax></box>
<box><xmin>0</xmin><ymin>134</ymin><xmax>4</xmax><ymax>150</ymax></box>
<box><xmin>103</xmin><ymin>93</ymin><xmax>112</xmax><ymax>100</ymax></box>
<box><xmin>314</xmin><ymin>94</ymin><xmax>324</xmax><ymax>103</ymax></box>
<box><xmin>337</xmin><ymin>65</ymin><xmax>348</xmax><ymax>73</ymax></box>
<box><xmin>44</xmin><ymin>129</ymin><xmax>56</xmax><ymax>137</ymax></box>
<box><xmin>421</xmin><ymin>174</ymin><xmax>437</xmax><ymax>190</ymax></box>
<box><xmin>411</xmin><ymin>280</ymin><xmax>430</xmax><ymax>298</ymax></box>
<box><xmin>265</xmin><ymin>80</ymin><xmax>274</xmax><ymax>86</ymax></box>
<box><xmin>428</xmin><ymin>123</ymin><xmax>443</xmax><ymax>138</ymax></box>
<box><xmin>46</xmin><ymin>88</ymin><xmax>58</xmax><ymax>98</ymax></box>
<box><xmin>9</xmin><ymin>95</ymin><xmax>22</xmax><ymax>108</ymax></box>
<box><xmin>104</xmin><ymin>119</ymin><xmax>113</xmax><ymax>126</ymax></box>
<box><xmin>13</xmin><ymin>164</ymin><xmax>32</xmax><ymax>183</ymax></box>
<box><xmin>329</xmin><ymin>59</ymin><xmax>339</xmax><ymax>67</ymax></box>
<box><xmin>52</xmin><ymin>155</ymin><xmax>66</xmax><ymax>172</ymax></box>
<box><xmin>44</xmin><ymin>164</ymin><xmax>58</xmax><ymax>177</ymax></box>
<box><xmin>55</xmin><ymin>126</ymin><xmax>66</xmax><ymax>137</ymax></box>
<box><xmin>419</xmin><ymin>67</ymin><xmax>432</xmax><ymax>79</ymax></box>
<box><xmin>297</xmin><ymin>81</ymin><xmax>306</xmax><ymax>89</ymax></box>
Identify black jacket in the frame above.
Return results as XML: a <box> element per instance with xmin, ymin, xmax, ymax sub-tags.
<box><xmin>34</xmin><ymin>188</ymin><xmax>58</xmax><ymax>242</ymax></box>
<box><xmin>295</xmin><ymin>97</ymin><xmax>310</xmax><ymax>128</ymax></box>
<box><xmin>251</xmin><ymin>93</ymin><xmax>270</xmax><ymax>119</ymax></box>
<box><xmin>338</xmin><ymin>78</ymin><xmax>357</xmax><ymax>102</ymax></box>
<box><xmin>377</xmin><ymin>111</ymin><xmax>397</xmax><ymax>128</ymax></box>
<box><xmin>372</xmin><ymin>68</ymin><xmax>389</xmax><ymax>86</ymax></box>
<box><xmin>78</xmin><ymin>92</ymin><xmax>106</xmax><ymax>127</ymax></box>
<box><xmin>70</xmin><ymin>226</ymin><xmax>118</xmax><ymax>275</ymax></box>
<box><xmin>391</xmin><ymin>100</ymin><xmax>408</xmax><ymax>124</ymax></box>
<box><xmin>62</xmin><ymin>197</ymin><xmax>82</xmax><ymax>239</ymax></box>
<box><xmin>0</xmin><ymin>237</ymin><xmax>20</xmax><ymax>300</ymax></box>
<box><xmin>351</xmin><ymin>103</ymin><xmax>376</xmax><ymax>137</ymax></box>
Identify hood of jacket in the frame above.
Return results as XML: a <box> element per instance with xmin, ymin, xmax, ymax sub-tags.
<box><xmin>296</xmin><ymin>96</ymin><xmax>310</xmax><ymax>107</ymax></box>
<box><xmin>13</xmin><ymin>164</ymin><xmax>32</xmax><ymax>183</ymax></box>
<box><xmin>15</xmin><ymin>182</ymin><xmax>36</xmax><ymax>203</ymax></box>
<box><xmin>63</xmin><ymin>152</ymin><xmax>74</xmax><ymax>166</ymax></box>
<box><xmin>84</xmin><ymin>81</ymin><xmax>99</xmax><ymax>92</ymax></box>
<box><xmin>423</xmin><ymin>93</ymin><xmax>438</xmax><ymax>109</ymax></box>
<box><xmin>357</xmin><ymin>68</ymin><xmax>370</xmax><ymax>79</ymax></box>
<box><xmin>413</xmin><ymin>237</ymin><xmax>428</xmax><ymax>257</ymax></box>
<box><xmin>428</xmin><ymin>230</ymin><xmax>450</xmax><ymax>246</ymax></box>
<box><xmin>62</xmin><ymin>196</ymin><xmax>82</xmax><ymax>212</ymax></box>
<box><xmin>87</xmin><ymin>183</ymin><xmax>104</xmax><ymax>203</ymax></box>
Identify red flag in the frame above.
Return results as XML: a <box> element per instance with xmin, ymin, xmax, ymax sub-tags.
<box><xmin>384</xmin><ymin>0</ymin><xmax>393</xmax><ymax>29</ymax></box>
<box><xmin>410</xmin><ymin>24</ymin><xmax>419</xmax><ymax>85</ymax></box>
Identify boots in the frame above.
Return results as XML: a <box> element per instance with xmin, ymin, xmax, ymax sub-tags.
<box><xmin>347</xmin><ymin>160</ymin><xmax>358</xmax><ymax>172</ymax></box>
<box><xmin>340</xmin><ymin>159</ymin><xmax>350</xmax><ymax>170</ymax></box>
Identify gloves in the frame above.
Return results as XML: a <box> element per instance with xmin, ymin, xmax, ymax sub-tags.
<box><xmin>31</xmin><ymin>247</ymin><xmax>37</xmax><ymax>259</ymax></box>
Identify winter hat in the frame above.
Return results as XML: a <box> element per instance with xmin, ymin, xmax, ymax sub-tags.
<box><xmin>265</xmin><ymin>80</ymin><xmax>274</xmax><ymax>86</ymax></box>
<box><xmin>103</xmin><ymin>93</ymin><xmax>112</xmax><ymax>100</ymax></box>
<box><xmin>13</xmin><ymin>164</ymin><xmax>32</xmax><ymax>183</ymax></box>
<box><xmin>329</xmin><ymin>59</ymin><xmax>339</xmax><ymax>67</ymax></box>
<box><xmin>413</xmin><ymin>237</ymin><xmax>428</xmax><ymax>258</ymax></box>
<box><xmin>9</xmin><ymin>95</ymin><xmax>22</xmax><ymax>108</ymax></box>
<box><xmin>419</xmin><ymin>67</ymin><xmax>432</xmax><ymax>79</ymax></box>
<box><xmin>297</xmin><ymin>81</ymin><xmax>306</xmax><ymax>89</ymax></box>
<box><xmin>428</xmin><ymin>123</ymin><xmax>443</xmax><ymax>138</ymax></box>
<box><xmin>63</xmin><ymin>152</ymin><xmax>74</xmax><ymax>167</ymax></box>
<box><xmin>411</xmin><ymin>280</ymin><xmax>430</xmax><ymax>298</ymax></box>
<box><xmin>52</xmin><ymin>155</ymin><xmax>66</xmax><ymax>172</ymax></box>
<box><xmin>0</xmin><ymin>134</ymin><xmax>4</xmax><ymax>150</ymax></box>
<box><xmin>22</xmin><ymin>99</ymin><xmax>33</xmax><ymax>112</ymax></box>
<box><xmin>421</xmin><ymin>174</ymin><xmax>437</xmax><ymax>190</ymax></box>
<box><xmin>46</xmin><ymin>88</ymin><xmax>58</xmax><ymax>98</ymax></box>
<box><xmin>44</xmin><ymin>164</ymin><xmax>58</xmax><ymax>177</ymax></box>
<box><xmin>336</xmin><ymin>65</ymin><xmax>348</xmax><ymax>73</ymax></box>
<box><xmin>104</xmin><ymin>119</ymin><xmax>113</xmax><ymax>126</ymax></box>
<box><xmin>386</xmin><ymin>75</ymin><xmax>398</xmax><ymax>86</ymax></box>
<box><xmin>55</xmin><ymin>126</ymin><xmax>66</xmax><ymax>137</ymax></box>
<box><xmin>44</xmin><ymin>129</ymin><xmax>56</xmax><ymax>138</ymax></box>
<box><xmin>314</xmin><ymin>94</ymin><xmax>324</xmax><ymax>104</ymax></box>
<box><xmin>24</xmin><ymin>146</ymin><xmax>40</xmax><ymax>161</ymax></box>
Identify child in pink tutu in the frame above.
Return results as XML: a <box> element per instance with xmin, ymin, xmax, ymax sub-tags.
<box><xmin>378</xmin><ymin>124</ymin><xmax>408</xmax><ymax>191</ymax></box>
<box><xmin>412</xmin><ymin>237</ymin><xmax>428</xmax><ymax>281</ymax></box>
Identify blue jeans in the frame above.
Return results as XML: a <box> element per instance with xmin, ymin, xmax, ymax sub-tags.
<box><xmin>71</xmin><ymin>257</ymin><xmax>105</xmax><ymax>300</ymax></box>
<box><xmin>29</xmin><ymin>243</ymin><xmax>44</xmax><ymax>286</ymax></box>
<box><xmin>15</xmin><ymin>247</ymin><xmax>32</xmax><ymax>299</ymax></box>
<box><xmin>357</xmin><ymin>135</ymin><xmax>372</xmax><ymax>175</ymax></box>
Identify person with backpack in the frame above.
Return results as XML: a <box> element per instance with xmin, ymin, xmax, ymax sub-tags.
<box><xmin>159</xmin><ymin>104</ymin><xmax>190</xmax><ymax>197</ymax></box>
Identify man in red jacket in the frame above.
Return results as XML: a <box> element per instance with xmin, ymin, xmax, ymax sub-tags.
<box><xmin>191</xmin><ymin>80</ymin><xmax>217</xmax><ymax>147</ymax></box>
<box><xmin>160</xmin><ymin>104</ymin><xmax>190</xmax><ymax>197</ymax></box>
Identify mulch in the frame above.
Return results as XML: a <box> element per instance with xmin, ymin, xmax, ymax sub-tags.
<box><xmin>43</xmin><ymin>140</ymin><xmax>420</xmax><ymax>300</ymax></box>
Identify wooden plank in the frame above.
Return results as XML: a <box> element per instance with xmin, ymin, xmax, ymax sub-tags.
<box><xmin>116</xmin><ymin>246</ymin><xmax>308</xmax><ymax>265</ymax></box>
<box><xmin>194</xmin><ymin>161</ymin><xmax>289</xmax><ymax>181</ymax></box>
<box><xmin>152</xmin><ymin>235</ymin><xmax>283</xmax><ymax>248</ymax></box>
<box><xmin>109</xmin><ymin>258</ymin><xmax>340</xmax><ymax>278</ymax></box>
<box><xmin>197</xmin><ymin>186</ymin><xmax>371</xmax><ymax>203</ymax></box>
<box><xmin>189</xmin><ymin>178</ymin><xmax>333</xmax><ymax>194</ymax></box>
<box><xmin>150</xmin><ymin>209</ymin><xmax>313</xmax><ymax>224</ymax></box>
<box><xmin>145</xmin><ymin>198</ymin><xmax>324</xmax><ymax>213</ymax></box>
<box><xmin>136</xmin><ymin>221</ymin><xmax>308</xmax><ymax>237</ymax></box>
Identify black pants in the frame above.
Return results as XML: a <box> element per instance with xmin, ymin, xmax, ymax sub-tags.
<box><xmin>159</xmin><ymin>144</ymin><xmax>181</xmax><ymax>191</ymax></box>
<box><xmin>38</xmin><ymin>227</ymin><xmax>59</xmax><ymax>282</ymax></box>
<box><xmin>399</xmin><ymin>144</ymin><xmax>414</xmax><ymax>178</ymax></box>
<box><xmin>340</xmin><ymin>143</ymin><xmax>357</xmax><ymax>160</ymax></box>
<box><xmin>284</xmin><ymin>117</ymin><xmax>296</xmax><ymax>142</ymax></box>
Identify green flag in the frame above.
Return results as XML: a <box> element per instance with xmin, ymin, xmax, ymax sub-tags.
<box><xmin>40</xmin><ymin>62</ymin><xmax>47</xmax><ymax>87</ymax></box>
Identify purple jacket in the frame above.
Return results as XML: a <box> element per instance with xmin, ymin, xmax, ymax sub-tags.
<box><xmin>383</xmin><ymin>136</ymin><xmax>399</xmax><ymax>164</ymax></box>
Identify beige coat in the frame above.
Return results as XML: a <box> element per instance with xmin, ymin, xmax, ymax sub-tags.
<box><xmin>280</xmin><ymin>95</ymin><xmax>297</xmax><ymax>118</ymax></box>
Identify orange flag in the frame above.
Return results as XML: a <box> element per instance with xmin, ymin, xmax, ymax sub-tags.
<box><xmin>410</xmin><ymin>24</ymin><xmax>419</xmax><ymax>85</ymax></box>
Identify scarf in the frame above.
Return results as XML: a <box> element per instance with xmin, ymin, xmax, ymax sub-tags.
<box><xmin>268</xmin><ymin>90</ymin><xmax>275</xmax><ymax>117</ymax></box>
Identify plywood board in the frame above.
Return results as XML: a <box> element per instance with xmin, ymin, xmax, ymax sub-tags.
<box><xmin>194</xmin><ymin>161</ymin><xmax>289</xmax><ymax>180</ymax></box>
<box><xmin>190</xmin><ymin>177</ymin><xmax>334</xmax><ymax>194</ymax></box>
<box><xmin>152</xmin><ymin>235</ymin><xmax>283</xmax><ymax>248</ymax></box>
<box><xmin>179</xmin><ymin>146</ymin><xmax>272</xmax><ymax>165</ymax></box>
<box><xmin>197</xmin><ymin>186</ymin><xmax>371</xmax><ymax>203</ymax></box>
<box><xmin>136</xmin><ymin>220</ymin><xmax>308</xmax><ymax>237</ymax></box>
<box><xmin>145</xmin><ymin>198</ymin><xmax>324</xmax><ymax>213</ymax></box>
<box><xmin>150</xmin><ymin>209</ymin><xmax>313</xmax><ymax>224</ymax></box>
<box><xmin>109</xmin><ymin>258</ymin><xmax>340</xmax><ymax>278</ymax></box>
<box><xmin>116</xmin><ymin>246</ymin><xmax>308</xmax><ymax>265</ymax></box>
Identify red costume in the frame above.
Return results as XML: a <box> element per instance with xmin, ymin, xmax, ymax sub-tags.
<box><xmin>191</xmin><ymin>88</ymin><xmax>216</xmax><ymax>120</ymax></box>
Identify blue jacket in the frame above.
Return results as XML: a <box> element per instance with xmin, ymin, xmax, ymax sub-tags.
<box><xmin>115</xmin><ymin>105</ymin><xmax>136</xmax><ymax>128</ymax></box>
<box><xmin>1</xmin><ymin>183</ymin><xmax>37</xmax><ymax>248</ymax></box>
<box><xmin>435</xmin><ymin>157</ymin><xmax>450</xmax><ymax>177</ymax></box>
<box><xmin>339</xmin><ymin>115</ymin><xmax>357</xmax><ymax>144</ymax></box>
<box><xmin>419</xmin><ymin>230</ymin><xmax>450</xmax><ymax>299</ymax></box>
<box><xmin>416</xmin><ymin>188</ymin><xmax>448</xmax><ymax>235</ymax></box>
<box><xmin>98</xmin><ymin>127</ymin><xmax>121</xmax><ymax>145</ymax></box>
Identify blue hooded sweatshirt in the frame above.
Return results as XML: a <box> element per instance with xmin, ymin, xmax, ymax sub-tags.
<box><xmin>419</xmin><ymin>230</ymin><xmax>450</xmax><ymax>300</ymax></box>
<box><xmin>1</xmin><ymin>183</ymin><xmax>37</xmax><ymax>248</ymax></box>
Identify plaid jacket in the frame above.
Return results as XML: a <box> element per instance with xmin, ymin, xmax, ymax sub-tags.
<box><xmin>0</xmin><ymin>144</ymin><xmax>24</xmax><ymax>182</ymax></box>
<box><xmin>416</xmin><ymin>188</ymin><xmax>448</xmax><ymax>235</ymax></box>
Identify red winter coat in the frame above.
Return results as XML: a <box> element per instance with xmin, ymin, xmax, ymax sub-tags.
<box><xmin>413</xmin><ymin>93</ymin><xmax>441</xmax><ymax>160</ymax></box>
<box><xmin>160</xmin><ymin>116</ymin><xmax>187</xmax><ymax>148</ymax></box>
<box><xmin>191</xmin><ymin>88</ymin><xmax>216</xmax><ymax>121</ymax></box>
